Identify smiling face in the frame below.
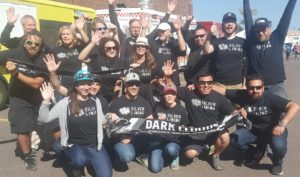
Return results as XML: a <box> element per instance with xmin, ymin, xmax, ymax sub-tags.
<box><xmin>158</xmin><ymin>29</ymin><xmax>171</xmax><ymax>42</ymax></box>
<box><xmin>125</xmin><ymin>81</ymin><xmax>140</xmax><ymax>99</ymax></box>
<box><xmin>255</xmin><ymin>27</ymin><xmax>272</xmax><ymax>42</ymax></box>
<box><xmin>194</xmin><ymin>29</ymin><xmax>207</xmax><ymax>47</ymax></box>
<box><xmin>195</xmin><ymin>75</ymin><xmax>214</xmax><ymax>95</ymax></box>
<box><xmin>75</xmin><ymin>81</ymin><xmax>91</xmax><ymax>99</ymax></box>
<box><xmin>60</xmin><ymin>28</ymin><xmax>76</xmax><ymax>47</ymax></box>
<box><xmin>24</xmin><ymin>35</ymin><xmax>42</xmax><ymax>57</ymax></box>
<box><xmin>104</xmin><ymin>41</ymin><xmax>117</xmax><ymax>59</ymax></box>
<box><xmin>164</xmin><ymin>91</ymin><xmax>177</xmax><ymax>105</ymax></box>
<box><xmin>89</xmin><ymin>81</ymin><xmax>101</xmax><ymax>96</ymax></box>
<box><xmin>135</xmin><ymin>45</ymin><xmax>147</xmax><ymax>56</ymax></box>
<box><xmin>247</xmin><ymin>80</ymin><xmax>265</xmax><ymax>101</ymax></box>
<box><xmin>222</xmin><ymin>22</ymin><xmax>236</xmax><ymax>36</ymax></box>
<box><xmin>22</xmin><ymin>17</ymin><xmax>37</xmax><ymax>34</ymax></box>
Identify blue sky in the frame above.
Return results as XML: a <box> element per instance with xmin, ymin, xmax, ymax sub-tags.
<box><xmin>192</xmin><ymin>0</ymin><xmax>300</xmax><ymax>29</ymax></box>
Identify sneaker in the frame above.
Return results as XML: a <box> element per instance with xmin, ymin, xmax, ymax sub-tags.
<box><xmin>271</xmin><ymin>164</ymin><xmax>283</xmax><ymax>176</ymax></box>
<box><xmin>170</xmin><ymin>156</ymin><xmax>179</xmax><ymax>170</ymax></box>
<box><xmin>212</xmin><ymin>156</ymin><xmax>223</xmax><ymax>171</ymax></box>
<box><xmin>24</xmin><ymin>155</ymin><xmax>37</xmax><ymax>171</ymax></box>
<box><xmin>208</xmin><ymin>145</ymin><xmax>215</xmax><ymax>156</ymax></box>
<box><xmin>136</xmin><ymin>154</ymin><xmax>149</xmax><ymax>167</ymax></box>
<box><xmin>31</xmin><ymin>148</ymin><xmax>37</xmax><ymax>158</ymax></box>
<box><xmin>243</xmin><ymin>156</ymin><xmax>256</xmax><ymax>166</ymax></box>
<box><xmin>72</xmin><ymin>168</ymin><xmax>85</xmax><ymax>177</ymax></box>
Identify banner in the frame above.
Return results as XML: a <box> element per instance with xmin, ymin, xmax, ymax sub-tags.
<box><xmin>106</xmin><ymin>113</ymin><xmax>252</xmax><ymax>137</ymax></box>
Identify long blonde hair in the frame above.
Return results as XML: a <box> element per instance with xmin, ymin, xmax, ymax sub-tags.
<box><xmin>56</xmin><ymin>26</ymin><xmax>78</xmax><ymax>47</ymax></box>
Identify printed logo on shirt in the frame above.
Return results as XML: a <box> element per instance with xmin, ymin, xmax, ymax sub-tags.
<box><xmin>191</xmin><ymin>99</ymin><xmax>216</xmax><ymax>110</ymax></box>
<box><xmin>256</xmin><ymin>41</ymin><xmax>272</xmax><ymax>50</ymax></box>
<box><xmin>246</xmin><ymin>106</ymin><xmax>270</xmax><ymax>116</ymax></box>
<box><xmin>119</xmin><ymin>106</ymin><xmax>146</xmax><ymax>116</ymax></box>
<box><xmin>218</xmin><ymin>43</ymin><xmax>243</xmax><ymax>52</ymax></box>
<box><xmin>157</xmin><ymin>112</ymin><xmax>182</xmax><ymax>123</ymax></box>
<box><xmin>158</xmin><ymin>46</ymin><xmax>171</xmax><ymax>55</ymax></box>
<box><xmin>56</xmin><ymin>49</ymin><xmax>79</xmax><ymax>59</ymax></box>
<box><xmin>76</xmin><ymin>106</ymin><xmax>97</xmax><ymax>117</ymax></box>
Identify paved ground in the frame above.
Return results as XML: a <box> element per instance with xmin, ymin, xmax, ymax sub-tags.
<box><xmin>0</xmin><ymin>57</ymin><xmax>300</xmax><ymax>177</ymax></box>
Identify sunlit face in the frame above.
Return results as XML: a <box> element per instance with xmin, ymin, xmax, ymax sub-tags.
<box><xmin>135</xmin><ymin>45</ymin><xmax>147</xmax><ymax>56</ymax></box>
<box><xmin>130</xmin><ymin>21</ymin><xmax>141</xmax><ymax>38</ymax></box>
<box><xmin>95</xmin><ymin>22</ymin><xmax>107</xmax><ymax>35</ymax></box>
<box><xmin>104</xmin><ymin>41</ymin><xmax>117</xmax><ymax>59</ymax></box>
<box><xmin>194</xmin><ymin>29</ymin><xmax>207</xmax><ymax>47</ymax></box>
<box><xmin>158</xmin><ymin>29</ymin><xmax>171</xmax><ymax>42</ymax></box>
<box><xmin>89</xmin><ymin>82</ymin><xmax>101</xmax><ymax>96</ymax></box>
<box><xmin>195</xmin><ymin>75</ymin><xmax>214</xmax><ymax>95</ymax></box>
<box><xmin>255</xmin><ymin>27</ymin><xmax>272</xmax><ymax>42</ymax></box>
<box><xmin>164</xmin><ymin>91</ymin><xmax>177</xmax><ymax>105</ymax></box>
<box><xmin>223</xmin><ymin>22</ymin><xmax>236</xmax><ymax>36</ymax></box>
<box><xmin>247</xmin><ymin>80</ymin><xmax>264</xmax><ymax>101</ymax></box>
<box><xmin>24</xmin><ymin>35</ymin><xmax>42</xmax><ymax>57</ymax></box>
<box><xmin>23</xmin><ymin>17</ymin><xmax>36</xmax><ymax>34</ymax></box>
<box><xmin>76</xmin><ymin>81</ymin><xmax>91</xmax><ymax>98</ymax></box>
<box><xmin>60</xmin><ymin>28</ymin><xmax>75</xmax><ymax>47</ymax></box>
<box><xmin>125</xmin><ymin>81</ymin><xmax>140</xmax><ymax>98</ymax></box>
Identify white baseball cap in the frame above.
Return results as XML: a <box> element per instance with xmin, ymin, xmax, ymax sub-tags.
<box><xmin>158</xmin><ymin>22</ymin><xmax>171</xmax><ymax>30</ymax></box>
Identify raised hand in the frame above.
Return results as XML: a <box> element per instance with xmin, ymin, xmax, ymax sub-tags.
<box><xmin>163</xmin><ymin>60</ymin><xmax>176</xmax><ymax>77</ymax></box>
<box><xmin>75</xmin><ymin>16</ymin><xmax>86</xmax><ymax>30</ymax></box>
<box><xmin>5</xmin><ymin>60</ymin><xmax>17</xmax><ymax>74</ymax></box>
<box><xmin>43</xmin><ymin>54</ymin><xmax>61</xmax><ymax>74</ymax></box>
<box><xmin>39</xmin><ymin>82</ymin><xmax>54</xmax><ymax>102</ymax></box>
<box><xmin>108</xmin><ymin>0</ymin><xmax>115</xmax><ymax>4</ymax></box>
<box><xmin>140</xmin><ymin>13</ymin><xmax>149</xmax><ymax>29</ymax></box>
<box><xmin>91</xmin><ymin>30</ymin><xmax>103</xmax><ymax>44</ymax></box>
<box><xmin>173</xmin><ymin>18</ymin><xmax>182</xmax><ymax>30</ymax></box>
<box><xmin>168</xmin><ymin>0</ymin><xmax>178</xmax><ymax>13</ymax></box>
<box><xmin>7</xmin><ymin>7</ymin><xmax>19</xmax><ymax>25</ymax></box>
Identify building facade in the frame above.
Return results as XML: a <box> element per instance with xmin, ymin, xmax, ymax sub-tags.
<box><xmin>55</xmin><ymin>0</ymin><xmax>193</xmax><ymax>16</ymax></box>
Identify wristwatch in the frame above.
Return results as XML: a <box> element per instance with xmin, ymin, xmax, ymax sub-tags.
<box><xmin>278</xmin><ymin>120</ymin><xmax>286</xmax><ymax>128</ymax></box>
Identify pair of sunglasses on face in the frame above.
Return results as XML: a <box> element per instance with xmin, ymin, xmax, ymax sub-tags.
<box><xmin>105</xmin><ymin>46</ymin><xmax>117</xmax><ymax>51</ymax></box>
<box><xmin>126</xmin><ymin>81</ymin><xmax>140</xmax><ymax>87</ymax></box>
<box><xmin>196</xmin><ymin>81</ymin><xmax>214</xmax><ymax>85</ymax></box>
<box><xmin>25</xmin><ymin>40</ymin><xmax>41</xmax><ymax>47</ymax></box>
<box><xmin>248</xmin><ymin>86</ymin><xmax>263</xmax><ymax>90</ymax></box>
<box><xmin>194</xmin><ymin>34</ymin><xmax>207</xmax><ymax>39</ymax></box>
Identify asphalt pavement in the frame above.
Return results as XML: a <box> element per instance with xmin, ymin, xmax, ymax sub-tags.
<box><xmin>0</xmin><ymin>57</ymin><xmax>300</xmax><ymax>177</ymax></box>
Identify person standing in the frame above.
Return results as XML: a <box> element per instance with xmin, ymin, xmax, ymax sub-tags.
<box><xmin>0</xmin><ymin>29</ymin><xmax>47</xmax><ymax>170</ymax></box>
<box><xmin>0</xmin><ymin>7</ymin><xmax>37</xmax><ymax>49</ymax></box>
<box><xmin>293</xmin><ymin>42</ymin><xmax>300</xmax><ymax>58</ymax></box>
<box><xmin>204</xmin><ymin>12</ymin><xmax>245</xmax><ymax>89</ymax></box>
<box><xmin>243</xmin><ymin>0</ymin><xmax>298</xmax><ymax>98</ymax></box>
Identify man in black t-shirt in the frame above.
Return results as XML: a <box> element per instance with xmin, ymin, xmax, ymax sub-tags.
<box><xmin>163</xmin><ymin>63</ymin><xmax>236</xmax><ymax>171</ymax></box>
<box><xmin>0</xmin><ymin>30</ymin><xmax>47</xmax><ymax>171</ymax></box>
<box><xmin>214</xmin><ymin>74</ymin><xmax>300</xmax><ymax>175</ymax></box>
<box><xmin>204</xmin><ymin>12</ymin><xmax>245</xmax><ymax>89</ymax></box>
<box><xmin>243</xmin><ymin>0</ymin><xmax>298</xmax><ymax>99</ymax></box>
<box><xmin>107</xmin><ymin>72</ymin><xmax>153</xmax><ymax>167</ymax></box>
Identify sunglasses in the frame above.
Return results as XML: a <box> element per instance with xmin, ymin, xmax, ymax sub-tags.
<box><xmin>196</xmin><ymin>81</ymin><xmax>214</xmax><ymax>85</ymax></box>
<box><xmin>25</xmin><ymin>40</ymin><xmax>41</xmax><ymax>47</ymax></box>
<box><xmin>105</xmin><ymin>46</ymin><xmax>117</xmax><ymax>51</ymax></box>
<box><xmin>248</xmin><ymin>86</ymin><xmax>263</xmax><ymax>90</ymax></box>
<box><xmin>96</xmin><ymin>27</ymin><xmax>108</xmax><ymax>31</ymax></box>
<box><xmin>126</xmin><ymin>81</ymin><xmax>140</xmax><ymax>87</ymax></box>
<box><xmin>194</xmin><ymin>34</ymin><xmax>206</xmax><ymax>39</ymax></box>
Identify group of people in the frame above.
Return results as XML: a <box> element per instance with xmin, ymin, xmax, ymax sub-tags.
<box><xmin>0</xmin><ymin>0</ymin><xmax>299</xmax><ymax>177</ymax></box>
<box><xmin>285</xmin><ymin>42</ymin><xmax>300</xmax><ymax>60</ymax></box>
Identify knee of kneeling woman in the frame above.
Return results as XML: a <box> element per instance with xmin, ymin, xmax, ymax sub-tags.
<box><xmin>119</xmin><ymin>152</ymin><xmax>136</xmax><ymax>163</ymax></box>
<box><xmin>185</xmin><ymin>149</ymin><xmax>199</xmax><ymax>159</ymax></box>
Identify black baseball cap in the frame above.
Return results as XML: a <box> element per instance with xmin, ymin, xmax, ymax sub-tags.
<box><xmin>222</xmin><ymin>12</ymin><xmax>237</xmax><ymax>23</ymax></box>
<box><xmin>254</xmin><ymin>18</ymin><xmax>271</xmax><ymax>32</ymax></box>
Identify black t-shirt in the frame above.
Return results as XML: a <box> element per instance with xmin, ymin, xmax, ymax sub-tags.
<box><xmin>211</xmin><ymin>36</ymin><xmax>245</xmax><ymax>85</ymax></box>
<box><xmin>177</xmin><ymin>87</ymin><xmax>234</xmax><ymax>127</ymax></box>
<box><xmin>0</xmin><ymin>47</ymin><xmax>47</xmax><ymax>106</ymax></box>
<box><xmin>131</xmin><ymin>62</ymin><xmax>155</xmax><ymax>84</ymax></box>
<box><xmin>149</xmin><ymin>38</ymin><xmax>186</xmax><ymax>85</ymax></box>
<box><xmin>154</xmin><ymin>102</ymin><xmax>189</xmax><ymax>141</ymax></box>
<box><xmin>225</xmin><ymin>90</ymin><xmax>290</xmax><ymax>132</ymax></box>
<box><xmin>67</xmin><ymin>97</ymin><xmax>98</xmax><ymax>146</ymax></box>
<box><xmin>50</xmin><ymin>45</ymin><xmax>84</xmax><ymax>88</ymax></box>
<box><xmin>184</xmin><ymin>48</ymin><xmax>213</xmax><ymax>84</ymax></box>
<box><xmin>108</xmin><ymin>95</ymin><xmax>153</xmax><ymax>120</ymax></box>
<box><xmin>89</xmin><ymin>50</ymin><xmax>126</xmax><ymax>102</ymax></box>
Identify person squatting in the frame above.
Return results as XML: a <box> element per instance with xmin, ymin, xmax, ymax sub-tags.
<box><xmin>0</xmin><ymin>0</ymin><xmax>299</xmax><ymax>177</ymax></box>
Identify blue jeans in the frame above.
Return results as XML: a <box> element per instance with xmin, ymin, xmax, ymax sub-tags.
<box><xmin>265</xmin><ymin>82</ymin><xmax>288</xmax><ymax>99</ymax></box>
<box><xmin>114</xmin><ymin>142</ymin><xmax>136</xmax><ymax>163</ymax></box>
<box><xmin>231</xmin><ymin>128</ymin><xmax>288</xmax><ymax>165</ymax></box>
<box><xmin>149</xmin><ymin>142</ymin><xmax>180</xmax><ymax>173</ymax></box>
<box><xmin>64</xmin><ymin>144</ymin><xmax>112</xmax><ymax>177</ymax></box>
